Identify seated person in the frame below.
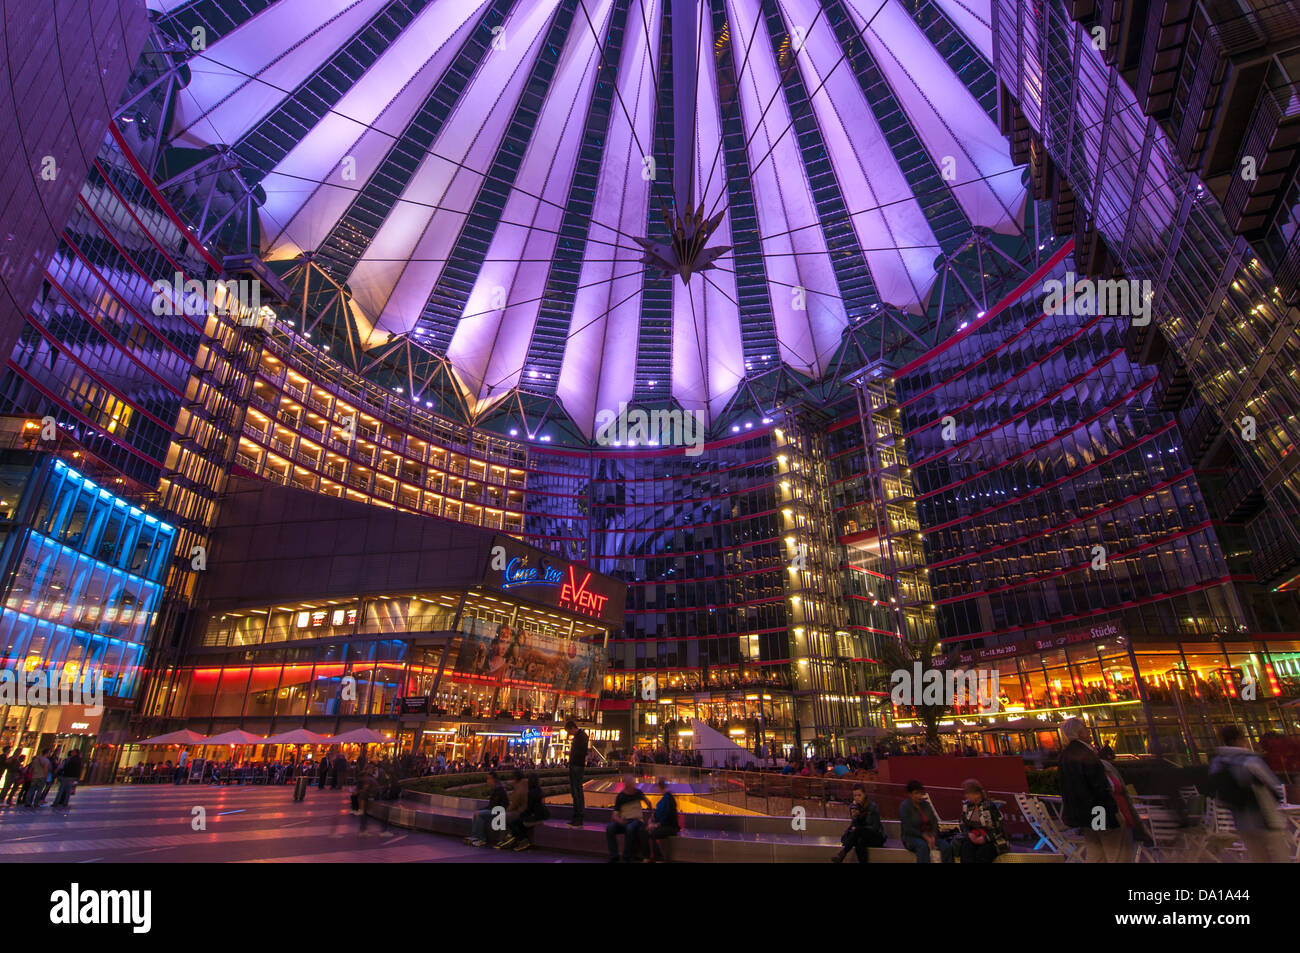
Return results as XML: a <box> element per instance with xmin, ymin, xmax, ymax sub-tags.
<box><xmin>498</xmin><ymin>773</ymin><xmax>549</xmax><ymax>851</ymax></box>
<box><xmin>957</xmin><ymin>778</ymin><xmax>1009</xmax><ymax>863</ymax></box>
<box><xmin>831</xmin><ymin>784</ymin><xmax>887</xmax><ymax>863</ymax></box>
<box><xmin>605</xmin><ymin>775</ymin><xmax>652</xmax><ymax>863</ymax></box>
<box><xmin>465</xmin><ymin>770</ymin><xmax>510</xmax><ymax>847</ymax></box>
<box><xmin>645</xmin><ymin>777</ymin><xmax>680</xmax><ymax>862</ymax></box>
<box><xmin>899</xmin><ymin>780</ymin><xmax>953</xmax><ymax>863</ymax></box>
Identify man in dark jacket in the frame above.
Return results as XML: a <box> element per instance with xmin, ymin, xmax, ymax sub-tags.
<box><xmin>899</xmin><ymin>780</ymin><xmax>953</xmax><ymax>863</ymax></box>
<box><xmin>465</xmin><ymin>771</ymin><xmax>511</xmax><ymax>847</ymax></box>
<box><xmin>832</xmin><ymin>784</ymin><xmax>886</xmax><ymax>863</ymax></box>
<box><xmin>332</xmin><ymin>752</ymin><xmax>347</xmax><ymax>790</ymax></box>
<box><xmin>646</xmin><ymin>777</ymin><xmax>680</xmax><ymax>862</ymax></box>
<box><xmin>1058</xmin><ymin>717</ymin><xmax>1123</xmax><ymax>862</ymax></box>
<box><xmin>52</xmin><ymin>749</ymin><xmax>81</xmax><ymax>808</ymax></box>
<box><xmin>565</xmin><ymin>720</ymin><xmax>589</xmax><ymax>828</ymax></box>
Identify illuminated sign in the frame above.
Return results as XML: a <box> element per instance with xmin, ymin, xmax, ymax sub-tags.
<box><xmin>502</xmin><ymin>555</ymin><xmax>564</xmax><ymax>591</ymax></box>
<box><xmin>559</xmin><ymin>566</ymin><xmax>609</xmax><ymax>619</ymax></box>
<box><xmin>483</xmin><ymin>536</ymin><xmax>624</xmax><ymax>625</ymax></box>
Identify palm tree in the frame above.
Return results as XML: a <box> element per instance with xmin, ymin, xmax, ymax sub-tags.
<box><xmin>872</xmin><ymin>632</ymin><xmax>959</xmax><ymax>756</ymax></box>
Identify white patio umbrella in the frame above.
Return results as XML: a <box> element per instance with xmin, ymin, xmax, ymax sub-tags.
<box><xmin>264</xmin><ymin>729</ymin><xmax>331</xmax><ymax>745</ymax></box>
<box><xmin>203</xmin><ymin>729</ymin><xmax>267</xmax><ymax>769</ymax></box>
<box><xmin>204</xmin><ymin>730</ymin><xmax>266</xmax><ymax>745</ymax></box>
<box><xmin>136</xmin><ymin>729</ymin><xmax>209</xmax><ymax>745</ymax></box>
<box><xmin>329</xmin><ymin>728</ymin><xmax>388</xmax><ymax>744</ymax></box>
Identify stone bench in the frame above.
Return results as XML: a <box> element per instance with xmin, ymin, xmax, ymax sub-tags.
<box><xmin>368</xmin><ymin>799</ymin><xmax>1064</xmax><ymax>863</ymax></box>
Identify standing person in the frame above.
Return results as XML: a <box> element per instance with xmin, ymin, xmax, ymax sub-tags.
<box><xmin>24</xmin><ymin>749</ymin><xmax>51</xmax><ymax>808</ymax></box>
<box><xmin>175</xmin><ymin>749</ymin><xmax>190</xmax><ymax>784</ymax></box>
<box><xmin>1</xmin><ymin>754</ymin><xmax>25</xmax><ymax>804</ymax></box>
<box><xmin>604</xmin><ymin>775</ymin><xmax>652</xmax><ymax>862</ymax></box>
<box><xmin>332</xmin><ymin>750</ymin><xmax>346</xmax><ymax>790</ymax></box>
<box><xmin>645</xmin><ymin>777</ymin><xmax>681</xmax><ymax>862</ymax></box>
<box><xmin>830</xmin><ymin>784</ymin><xmax>886</xmax><ymax>863</ymax></box>
<box><xmin>1058</xmin><ymin>717</ymin><xmax>1125</xmax><ymax>862</ymax></box>
<box><xmin>565</xmin><ymin>719</ymin><xmax>589</xmax><ymax>828</ymax></box>
<box><xmin>316</xmin><ymin>754</ymin><xmax>329</xmax><ymax>790</ymax></box>
<box><xmin>1209</xmin><ymin>725</ymin><xmax>1290</xmax><ymax>862</ymax></box>
<box><xmin>356</xmin><ymin>765</ymin><xmax>381</xmax><ymax>836</ymax></box>
<box><xmin>51</xmin><ymin>749</ymin><xmax>81</xmax><ymax>808</ymax></box>
<box><xmin>899</xmin><ymin>780</ymin><xmax>953</xmax><ymax>863</ymax></box>
<box><xmin>956</xmin><ymin>779</ymin><xmax>1008</xmax><ymax>864</ymax></box>
<box><xmin>465</xmin><ymin>770</ymin><xmax>510</xmax><ymax>847</ymax></box>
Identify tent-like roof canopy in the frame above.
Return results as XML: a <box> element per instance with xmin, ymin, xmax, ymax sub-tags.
<box><xmin>140</xmin><ymin>0</ymin><xmax>1028</xmax><ymax>438</ymax></box>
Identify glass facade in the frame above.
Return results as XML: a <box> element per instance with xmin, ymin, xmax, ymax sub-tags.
<box><xmin>894</xmin><ymin>257</ymin><xmax>1300</xmax><ymax>756</ymax></box>
<box><xmin>0</xmin><ymin>452</ymin><xmax>174</xmax><ymax>774</ymax></box>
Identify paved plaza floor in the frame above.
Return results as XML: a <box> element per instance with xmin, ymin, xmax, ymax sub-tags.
<box><xmin>0</xmin><ymin>783</ymin><xmax>597</xmax><ymax>863</ymax></box>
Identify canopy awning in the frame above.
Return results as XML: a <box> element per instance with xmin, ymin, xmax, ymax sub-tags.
<box><xmin>203</xmin><ymin>729</ymin><xmax>267</xmax><ymax>746</ymax></box>
<box><xmin>136</xmin><ymin>729</ymin><xmax>209</xmax><ymax>746</ymax></box>
<box><xmin>264</xmin><ymin>729</ymin><xmax>331</xmax><ymax>745</ymax></box>
<box><xmin>329</xmin><ymin>728</ymin><xmax>389</xmax><ymax>744</ymax></box>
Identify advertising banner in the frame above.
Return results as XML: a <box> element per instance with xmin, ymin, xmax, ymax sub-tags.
<box><xmin>455</xmin><ymin>616</ymin><xmax>605</xmax><ymax>696</ymax></box>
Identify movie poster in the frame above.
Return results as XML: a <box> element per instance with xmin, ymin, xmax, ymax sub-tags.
<box><xmin>456</xmin><ymin>617</ymin><xmax>603</xmax><ymax>695</ymax></box>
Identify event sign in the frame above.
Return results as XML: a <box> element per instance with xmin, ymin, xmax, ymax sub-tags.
<box><xmin>481</xmin><ymin>535</ymin><xmax>624</xmax><ymax>625</ymax></box>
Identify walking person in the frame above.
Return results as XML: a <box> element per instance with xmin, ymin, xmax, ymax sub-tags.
<box><xmin>565</xmin><ymin>719</ymin><xmax>588</xmax><ymax>828</ymax></box>
<box><xmin>332</xmin><ymin>750</ymin><xmax>347</xmax><ymax>790</ymax></box>
<box><xmin>1058</xmin><ymin>717</ymin><xmax>1126</xmax><ymax>862</ymax></box>
<box><xmin>1</xmin><ymin>754</ymin><xmax>25</xmax><ymax>804</ymax></box>
<box><xmin>51</xmin><ymin>749</ymin><xmax>81</xmax><ymax>808</ymax></box>
<box><xmin>1209</xmin><ymin>725</ymin><xmax>1290</xmax><ymax>862</ymax></box>
<box><xmin>356</xmin><ymin>765</ymin><xmax>381</xmax><ymax>836</ymax></box>
<box><xmin>23</xmin><ymin>749</ymin><xmax>51</xmax><ymax>808</ymax></box>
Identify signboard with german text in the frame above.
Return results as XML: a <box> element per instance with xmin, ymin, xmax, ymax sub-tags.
<box><xmin>952</xmin><ymin>622</ymin><xmax>1122</xmax><ymax>666</ymax></box>
<box><xmin>481</xmin><ymin>535</ymin><xmax>625</xmax><ymax>626</ymax></box>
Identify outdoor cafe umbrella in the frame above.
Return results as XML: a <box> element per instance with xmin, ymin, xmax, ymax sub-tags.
<box><xmin>136</xmin><ymin>729</ymin><xmax>209</xmax><ymax>745</ymax></box>
<box><xmin>264</xmin><ymin>729</ymin><xmax>331</xmax><ymax>745</ymax></box>
<box><xmin>203</xmin><ymin>729</ymin><xmax>266</xmax><ymax>767</ymax></box>
<box><xmin>846</xmin><ymin>726</ymin><xmax>889</xmax><ymax>739</ymax></box>
<box><xmin>329</xmin><ymin>728</ymin><xmax>388</xmax><ymax>744</ymax></box>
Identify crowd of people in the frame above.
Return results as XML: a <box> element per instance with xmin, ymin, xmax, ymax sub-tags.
<box><xmin>0</xmin><ymin>745</ymin><xmax>84</xmax><ymax>810</ymax></box>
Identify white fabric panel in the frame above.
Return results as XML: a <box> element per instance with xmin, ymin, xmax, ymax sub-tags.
<box><xmin>848</xmin><ymin>0</ymin><xmax>1023</xmax><ymax>234</ymax></box>
<box><xmin>169</xmin><ymin>0</ymin><xmax>383</xmax><ymax>148</ymax></box>
<box><xmin>349</xmin><ymin>0</ymin><xmax>563</xmax><ymax>331</ymax></box>
<box><xmin>671</xmin><ymin>24</ymin><xmax>743</xmax><ymax>424</ymax></box>
<box><xmin>786</xmin><ymin>0</ymin><xmax>937</xmax><ymax>313</ymax></box>
<box><xmin>260</xmin><ymin>0</ymin><xmax>491</xmax><ymax>258</ymax></box>
<box><xmin>931</xmin><ymin>0</ymin><xmax>994</xmax><ymax>64</ymax></box>
<box><xmin>556</xmin><ymin>0</ymin><xmax>662</xmax><ymax>436</ymax></box>
<box><xmin>446</xmin><ymin>0</ymin><xmax>616</xmax><ymax>403</ymax></box>
<box><xmin>728</xmin><ymin>0</ymin><xmax>845</xmax><ymax>377</ymax></box>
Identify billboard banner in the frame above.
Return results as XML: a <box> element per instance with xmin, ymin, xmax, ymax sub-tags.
<box><xmin>455</xmin><ymin>615</ymin><xmax>606</xmax><ymax>696</ymax></box>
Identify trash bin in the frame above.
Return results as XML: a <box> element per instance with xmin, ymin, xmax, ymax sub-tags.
<box><xmin>294</xmin><ymin>775</ymin><xmax>309</xmax><ymax>801</ymax></box>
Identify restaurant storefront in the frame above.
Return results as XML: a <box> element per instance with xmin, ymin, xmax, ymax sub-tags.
<box><xmin>137</xmin><ymin>483</ymin><xmax>627</xmax><ymax>768</ymax></box>
<box><xmin>891</xmin><ymin>624</ymin><xmax>1300</xmax><ymax>759</ymax></box>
